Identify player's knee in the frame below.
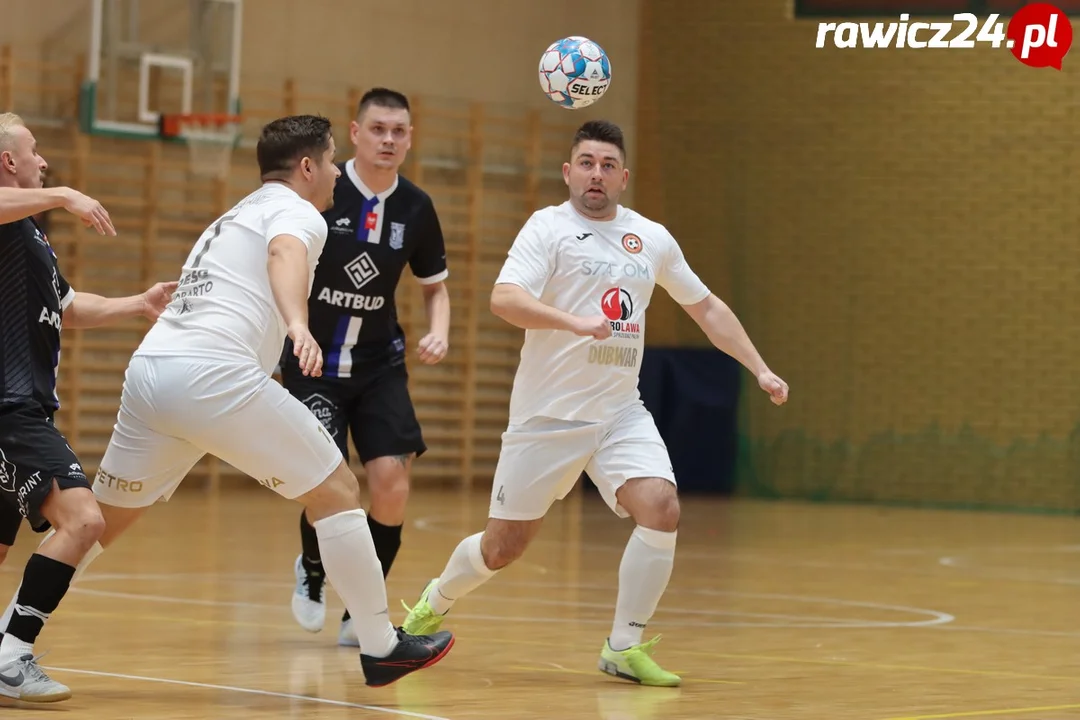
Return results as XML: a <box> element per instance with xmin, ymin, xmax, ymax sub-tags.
<box><xmin>367</xmin><ymin>457</ymin><xmax>411</xmax><ymax>509</ymax></box>
<box><xmin>64</xmin><ymin>502</ymin><xmax>106</xmax><ymax>550</ymax></box>
<box><xmin>621</xmin><ymin>477</ymin><xmax>680</xmax><ymax>533</ymax></box>
<box><xmin>301</xmin><ymin>460</ymin><xmax>362</xmax><ymax>519</ymax></box>
<box><xmin>650</xmin><ymin>487</ymin><xmax>681</xmax><ymax>533</ymax></box>
<box><xmin>480</xmin><ymin>537</ymin><xmax>526</xmax><ymax>571</ymax></box>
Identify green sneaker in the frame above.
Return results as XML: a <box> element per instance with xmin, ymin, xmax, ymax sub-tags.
<box><xmin>598</xmin><ymin>635</ymin><xmax>681</xmax><ymax>687</ymax></box>
<box><xmin>400</xmin><ymin>578</ymin><xmax>447</xmax><ymax>636</ymax></box>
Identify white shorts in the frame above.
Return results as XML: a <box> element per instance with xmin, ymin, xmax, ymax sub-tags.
<box><xmin>94</xmin><ymin>355</ymin><xmax>343</xmax><ymax>508</ymax></box>
<box><xmin>488</xmin><ymin>402</ymin><xmax>675</xmax><ymax>521</ymax></box>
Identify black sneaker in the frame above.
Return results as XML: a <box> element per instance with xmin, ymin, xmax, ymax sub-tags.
<box><xmin>360</xmin><ymin>628</ymin><xmax>455</xmax><ymax>687</ymax></box>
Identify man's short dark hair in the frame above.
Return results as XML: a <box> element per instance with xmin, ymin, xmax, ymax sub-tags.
<box><xmin>257</xmin><ymin>114</ymin><xmax>333</xmax><ymax>180</ymax></box>
<box><xmin>571</xmin><ymin>120</ymin><xmax>626</xmax><ymax>161</ymax></box>
<box><xmin>357</xmin><ymin>88</ymin><xmax>410</xmax><ymax>119</ymax></box>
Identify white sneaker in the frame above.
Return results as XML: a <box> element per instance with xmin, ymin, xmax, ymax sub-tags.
<box><xmin>290</xmin><ymin>555</ymin><xmax>326</xmax><ymax>633</ymax></box>
<box><xmin>0</xmin><ymin>653</ymin><xmax>71</xmax><ymax>703</ymax></box>
<box><xmin>337</xmin><ymin>617</ymin><xmax>360</xmax><ymax>648</ymax></box>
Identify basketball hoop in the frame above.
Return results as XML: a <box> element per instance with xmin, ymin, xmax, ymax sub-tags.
<box><xmin>160</xmin><ymin>113</ymin><xmax>242</xmax><ymax>179</ymax></box>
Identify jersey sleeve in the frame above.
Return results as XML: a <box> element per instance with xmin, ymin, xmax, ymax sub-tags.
<box><xmin>495</xmin><ymin>212</ymin><xmax>553</xmax><ymax>299</ymax></box>
<box><xmin>409</xmin><ymin>197</ymin><xmax>449</xmax><ymax>285</ymax></box>
<box><xmin>657</xmin><ymin>232</ymin><xmax>711</xmax><ymax>305</ymax></box>
<box><xmin>57</xmin><ymin>267</ymin><xmax>75</xmax><ymax>310</ymax></box>
<box><xmin>266</xmin><ymin>202</ymin><xmax>327</xmax><ymax>250</ymax></box>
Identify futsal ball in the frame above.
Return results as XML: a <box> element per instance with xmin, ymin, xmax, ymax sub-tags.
<box><xmin>538</xmin><ymin>36</ymin><xmax>612</xmax><ymax>110</ymax></box>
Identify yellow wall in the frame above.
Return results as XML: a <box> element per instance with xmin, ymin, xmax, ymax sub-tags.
<box><xmin>637</xmin><ymin>0</ymin><xmax>1080</xmax><ymax>510</ymax></box>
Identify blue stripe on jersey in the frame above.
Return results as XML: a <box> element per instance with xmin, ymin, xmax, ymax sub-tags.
<box><xmin>324</xmin><ymin>315</ymin><xmax>352</xmax><ymax>378</ymax></box>
<box><xmin>356</xmin><ymin>193</ymin><xmax>380</xmax><ymax>243</ymax></box>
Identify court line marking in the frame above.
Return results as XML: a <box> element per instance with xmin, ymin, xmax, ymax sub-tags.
<box><xmin>64</xmin><ymin>573</ymin><xmax>954</xmax><ymax>630</ymax></box>
<box><xmin>42</xmin><ymin>665</ymin><xmax>454</xmax><ymax>720</ymax></box>
<box><xmin>45</xmin><ymin>607</ymin><xmax>1080</xmax><ymax>687</ymax></box>
<box><xmin>879</xmin><ymin>702</ymin><xmax>1080</xmax><ymax>719</ymax></box>
<box><xmin>412</xmin><ymin>515</ymin><xmax>1080</xmax><ymax>587</ymax></box>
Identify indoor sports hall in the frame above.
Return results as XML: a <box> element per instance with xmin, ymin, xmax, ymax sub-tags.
<box><xmin>1</xmin><ymin>1</ymin><xmax>1077</xmax><ymax>718</ymax></box>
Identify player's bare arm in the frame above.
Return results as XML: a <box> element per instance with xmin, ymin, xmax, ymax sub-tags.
<box><xmin>491</xmin><ymin>283</ymin><xmax>612</xmax><ymax>339</ymax></box>
<box><xmin>63</xmin><ymin>281</ymin><xmax>179</xmax><ymax>329</ymax></box>
<box><xmin>268</xmin><ymin>233</ymin><xmax>323</xmax><ymax>377</ymax></box>
<box><xmin>0</xmin><ymin>186</ymin><xmax>115</xmax><ymax>235</ymax></box>
<box><xmin>417</xmin><ymin>281</ymin><xmax>450</xmax><ymax>364</ymax></box>
<box><xmin>682</xmin><ymin>294</ymin><xmax>789</xmax><ymax>405</ymax></box>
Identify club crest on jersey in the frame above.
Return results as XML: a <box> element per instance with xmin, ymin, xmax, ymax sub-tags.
<box><xmin>389</xmin><ymin>222</ymin><xmax>405</xmax><ymax>250</ymax></box>
<box><xmin>622</xmin><ymin>233</ymin><xmax>643</xmax><ymax>254</ymax></box>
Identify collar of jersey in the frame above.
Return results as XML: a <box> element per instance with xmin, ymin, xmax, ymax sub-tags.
<box><xmin>346</xmin><ymin>159</ymin><xmax>399</xmax><ymax>201</ymax></box>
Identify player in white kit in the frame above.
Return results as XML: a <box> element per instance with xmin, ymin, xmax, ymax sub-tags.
<box><xmin>401</xmin><ymin>120</ymin><xmax>788</xmax><ymax>686</ymax></box>
<box><xmin>0</xmin><ymin>115</ymin><xmax>454</xmax><ymax>688</ymax></box>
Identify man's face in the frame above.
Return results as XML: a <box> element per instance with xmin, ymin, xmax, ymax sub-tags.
<box><xmin>1</xmin><ymin>126</ymin><xmax>47</xmax><ymax>189</ymax></box>
<box><xmin>563</xmin><ymin>139</ymin><xmax>629</xmax><ymax>218</ymax></box>
<box><xmin>350</xmin><ymin>105</ymin><xmax>411</xmax><ymax>172</ymax></box>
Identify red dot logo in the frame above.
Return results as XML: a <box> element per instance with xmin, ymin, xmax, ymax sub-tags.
<box><xmin>1007</xmin><ymin>3</ymin><xmax>1072</xmax><ymax>70</ymax></box>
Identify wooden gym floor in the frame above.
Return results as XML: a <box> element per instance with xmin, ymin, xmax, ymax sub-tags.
<box><xmin>0</xmin><ymin>485</ymin><xmax>1078</xmax><ymax>719</ymax></box>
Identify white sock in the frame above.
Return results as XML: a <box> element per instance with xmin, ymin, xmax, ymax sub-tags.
<box><xmin>0</xmin><ymin>634</ymin><xmax>32</xmax><ymax>666</ymax></box>
<box><xmin>608</xmin><ymin>526</ymin><xmax>677</xmax><ymax>652</ymax></box>
<box><xmin>313</xmin><ymin>508</ymin><xmax>398</xmax><ymax>657</ymax></box>
<box><xmin>0</xmin><ymin>536</ymin><xmax>104</xmax><ymax>635</ymax></box>
<box><xmin>428</xmin><ymin>532</ymin><xmax>496</xmax><ymax>615</ymax></box>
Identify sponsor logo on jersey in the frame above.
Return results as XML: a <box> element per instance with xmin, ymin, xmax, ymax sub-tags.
<box><xmin>580</xmin><ymin>259</ymin><xmax>651</xmax><ymax>279</ymax></box>
<box><xmin>303</xmin><ymin>393</ymin><xmax>340</xmax><ymax>438</ymax></box>
<box><xmin>316</xmin><ymin>287</ymin><xmax>385</xmax><ymax>311</ymax></box>
<box><xmin>335</xmin><ymin>217</ymin><xmax>352</xmax><ymax>227</ymax></box>
<box><xmin>94</xmin><ymin>467</ymin><xmax>144</xmax><ymax>494</ymax></box>
<box><xmin>621</xmin><ymin>233</ymin><xmax>643</xmax><ymax>254</ymax></box>
<box><xmin>587</xmin><ymin>345</ymin><xmax>640</xmax><ymax>368</ymax></box>
<box><xmin>344</xmin><ymin>252</ymin><xmax>380</xmax><ymax>290</ymax></box>
<box><xmin>389</xmin><ymin>221</ymin><xmax>406</xmax><ymax>250</ymax></box>
<box><xmin>0</xmin><ymin>447</ymin><xmax>17</xmax><ymax>493</ymax></box>
<box><xmin>16</xmin><ymin>471</ymin><xmax>43</xmax><ymax>518</ymax></box>
<box><xmin>38</xmin><ymin>307</ymin><xmax>62</xmax><ymax>330</ymax></box>
<box><xmin>601</xmin><ymin>287</ymin><xmax>640</xmax><ymax>339</ymax></box>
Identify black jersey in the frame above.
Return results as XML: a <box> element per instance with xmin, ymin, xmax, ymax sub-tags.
<box><xmin>0</xmin><ymin>217</ymin><xmax>73</xmax><ymax>414</ymax></box>
<box><xmin>297</xmin><ymin>161</ymin><xmax>448</xmax><ymax>378</ymax></box>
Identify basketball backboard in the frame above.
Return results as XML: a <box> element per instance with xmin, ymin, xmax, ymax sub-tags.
<box><xmin>79</xmin><ymin>0</ymin><xmax>242</xmax><ymax>139</ymax></box>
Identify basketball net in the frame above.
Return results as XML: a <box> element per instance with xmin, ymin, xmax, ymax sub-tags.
<box><xmin>179</xmin><ymin>117</ymin><xmax>240</xmax><ymax>179</ymax></box>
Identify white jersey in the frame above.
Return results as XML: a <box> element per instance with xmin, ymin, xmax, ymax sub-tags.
<box><xmin>496</xmin><ymin>201</ymin><xmax>710</xmax><ymax>424</ymax></box>
<box><xmin>136</xmin><ymin>183</ymin><xmax>328</xmax><ymax>374</ymax></box>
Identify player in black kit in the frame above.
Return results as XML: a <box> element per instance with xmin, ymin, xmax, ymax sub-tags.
<box><xmin>0</xmin><ymin>113</ymin><xmax>175</xmax><ymax>703</ymax></box>
<box><xmin>287</xmin><ymin>89</ymin><xmax>451</xmax><ymax>646</ymax></box>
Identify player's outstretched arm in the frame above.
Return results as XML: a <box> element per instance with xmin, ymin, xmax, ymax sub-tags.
<box><xmin>268</xmin><ymin>233</ymin><xmax>322</xmax><ymax>377</ymax></box>
<box><xmin>64</xmin><ymin>281</ymin><xmax>179</xmax><ymax>330</ymax></box>
<box><xmin>491</xmin><ymin>283</ymin><xmax>611</xmax><ymax>339</ymax></box>
<box><xmin>0</xmin><ymin>186</ymin><xmax>115</xmax><ymax>235</ymax></box>
<box><xmin>681</xmin><ymin>294</ymin><xmax>789</xmax><ymax>406</ymax></box>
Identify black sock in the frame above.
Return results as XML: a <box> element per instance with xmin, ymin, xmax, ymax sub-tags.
<box><xmin>341</xmin><ymin>515</ymin><xmax>402</xmax><ymax>624</ymax></box>
<box><xmin>6</xmin><ymin>553</ymin><xmax>76</xmax><ymax>646</ymax></box>
<box><xmin>299</xmin><ymin>511</ymin><xmax>324</xmax><ymax>600</ymax></box>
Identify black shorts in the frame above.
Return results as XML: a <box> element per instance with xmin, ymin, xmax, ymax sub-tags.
<box><xmin>280</xmin><ymin>361</ymin><xmax>426</xmax><ymax>466</ymax></box>
<box><xmin>0</xmin><ymin>402</ymin><xmax>91</xmax><ymax>547</ymax></box>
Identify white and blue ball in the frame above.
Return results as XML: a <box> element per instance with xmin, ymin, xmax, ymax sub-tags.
<box><xmin>538</xmin><ymin>36</ymin><xmax>612</xmax><ymax>110</ymax></box>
